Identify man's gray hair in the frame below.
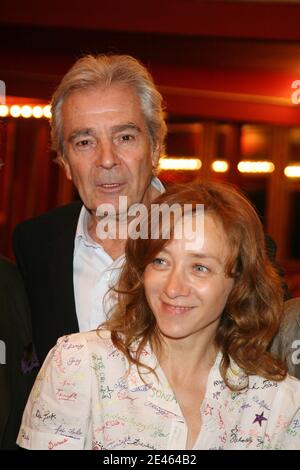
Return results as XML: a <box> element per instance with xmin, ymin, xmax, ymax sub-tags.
<box><xmin>50</xmin><ymin>54</ymin><xmax>167</xmax><ymax>160</ymax></box>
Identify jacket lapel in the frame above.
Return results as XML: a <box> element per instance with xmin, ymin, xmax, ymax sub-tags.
<box><xmin>49</xmin><ymin>202</ymin><xmax>82</xmax><ymax>336</ymax></box>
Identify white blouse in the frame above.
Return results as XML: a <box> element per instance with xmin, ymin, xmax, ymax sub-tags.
<box><xmin>17</xmin><ymin>330</ymin><xmax>300</xmax><ymax>450</ymax></box>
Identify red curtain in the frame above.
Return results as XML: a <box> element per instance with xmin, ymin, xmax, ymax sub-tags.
<box><xmin>0</xmin><ymin>116</ymin><xmax>76</xmax><ymax>259</ymax></box>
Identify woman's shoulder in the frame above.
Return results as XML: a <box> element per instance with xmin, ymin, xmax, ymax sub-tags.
<box><xmin>222</xmin><ymin>355</ymin><xmax>300</xmax><ymax>409</ymax></box>
<box><xmin>246</xmin><ymin>372</ymin><xmax>300</xmax><ymax>411</ymax></box>
<box><xmin>278</xmin><ymin>373</ymin><xmax>300</xmax><ymax>398</ymax></box>
<box><xmin>248</xmin><ymin>371</ymin><xmax>300</xmax><ymax>391</ymax></box>
<box><xmin>53</xmin><ymin>329</ymin><xmax>125</xmax><ymax>362</ymax></box>
<box><xmin>53</xmin><ymin>329</ymin><xmax>113</xmax><ymax>350</ymax></box>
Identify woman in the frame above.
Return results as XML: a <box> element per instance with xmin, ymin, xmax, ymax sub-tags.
<box><xmin>17</xmin><ymin>183</ymin><xmax>300</xmax><ymax>450</ymax></box>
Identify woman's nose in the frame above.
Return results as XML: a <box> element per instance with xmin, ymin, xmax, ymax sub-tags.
<box><xmin>163</xmin><ymin>268</ymin><xmax>190</xmax><ymax>298</ymax></box>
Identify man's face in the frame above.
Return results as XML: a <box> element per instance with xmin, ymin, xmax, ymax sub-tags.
<box><xmin>61</xmin><ymin>84</ymin><xmax>160</xmax><ymax>216</ymax></box>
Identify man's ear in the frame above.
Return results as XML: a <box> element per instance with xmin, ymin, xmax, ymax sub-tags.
<box><xmin>60</xmin><ymin>154</ymin><xmax>72</xmax><ymax>181</ymax></box>
<box><xmin>151</xmin><ymin>144</ymin><xmax>161</xmax><ymax>169</ymax></box>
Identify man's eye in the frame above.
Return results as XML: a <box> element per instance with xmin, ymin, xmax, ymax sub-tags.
<box><xmin>120</xmin><ymin>134</ymin><xmax>134</xmax><ymax>142</ymax></box>
<box><xmin>76</xmin><ymin>139</ymin><xmax>91</xmax><ymax>147</ymax></box>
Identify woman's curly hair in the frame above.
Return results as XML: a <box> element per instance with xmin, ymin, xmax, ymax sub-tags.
<box><xmin>103</xmin><ymin>182</ymin><xmax>287</xmax><ymax>390</ymax></box>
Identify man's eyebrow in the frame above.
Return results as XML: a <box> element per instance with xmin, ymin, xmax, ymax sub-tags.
<box><xmin>68</xmin><ymin>124</ymin><xmax>142</xmax><ymax>143</ymax></box>
<box><xmin>111</xmin><ymin>123</ymin><xmax>142</xmax><ymax>133</ymax></box>
<box><xmin>68</xmin><ymin>128</ymin><xmax>96</xmax><ymax>143</ymax></box>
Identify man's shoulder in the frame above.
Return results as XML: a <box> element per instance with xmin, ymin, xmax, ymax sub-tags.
<box><xmin>0</xmin><ymin>256</ymin><xmax>22</xmax><ymax>294</ymax></box>
<box><xmin>0</xmin><ymin>255</ymin><xmax>15</xmax><ymax>274</ymax></box>
<box><xmin>14</xmin><ymin>201</ymin><xmax>82</xmax><ymax>237</ymax></box>
<box><xmin>0</xmin><ymin>255</ymin><xmax>26</xmax><ymax>281</ymax></box>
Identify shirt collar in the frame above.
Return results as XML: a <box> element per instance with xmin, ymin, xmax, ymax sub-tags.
<box><xmin>151</xmin><ymin>175</ymin><xmax>165</xmax><ymax>194</ymax></box>
<box><xmin>74</xmin><ymin>206</ymin><xmax>98</xmax><ymax>253</ymax></box>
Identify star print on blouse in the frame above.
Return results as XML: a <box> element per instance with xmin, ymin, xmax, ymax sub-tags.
<box><xmin>101</xmin><ymin>385</ymin><xmax>114</xmax><ymax>399</ymax></box>
<box><xmin>253</xmin><ymin>411</ymin><xmax>267</xmax><ymax>427</ymax></box>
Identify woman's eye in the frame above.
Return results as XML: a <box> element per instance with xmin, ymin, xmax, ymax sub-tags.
<box><xmin>152</xmin><ymin>258</ymin><xmax>166</xmax><ymax>266</ymax></box>
<box><xmin>194</xmin><ymin>264</ymin><xmax>209</xmax><ymax>273</ymax></box>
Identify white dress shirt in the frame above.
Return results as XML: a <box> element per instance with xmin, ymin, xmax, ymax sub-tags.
<box><xmin>73</xmin><ymin>177</ymin><xmax>165</xmax><ymax>332</ymax></box>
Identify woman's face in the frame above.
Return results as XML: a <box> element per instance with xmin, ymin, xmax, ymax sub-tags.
<box><xmin>143</xmin><ymin>213</ymin><xmax>234</xmax><ymax>342</ymax></box>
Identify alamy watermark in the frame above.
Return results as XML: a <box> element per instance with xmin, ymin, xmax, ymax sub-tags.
<box><xmin>96</xmin><ymin>197</ymin><xmax>204</xmax><ymax>251</ymax></box>
<box><xmin>0</xmin><ymin>80</ymin><xmax>5</xmax><ymax>105</ymax></box>
<box><xmin>291</xmin><ymin>80</ymin><xmax>300</xmax><ymax>104</ymax></box>
<box><xmin>291</xmin><ymin>339</ymin><xmax>300</xmax><ymax>366</ymax></box>
<box><xmin>0</xmin><ymin>340</ymin><xmax>5</xmax><ymax>365</ymax></box>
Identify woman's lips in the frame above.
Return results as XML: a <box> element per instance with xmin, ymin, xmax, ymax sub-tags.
<box><xmin>161</xmin><ymin>301</ymin><xmax>194</xmax><ymax>315</ymax></box>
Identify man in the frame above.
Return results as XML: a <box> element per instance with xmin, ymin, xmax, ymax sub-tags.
<box><xmin>0</xmin><ymin>255</ymin><xmax>38</xmax><ymax>449</ymax></box>
<box><xmin>13</xmin><ymin>54</ymin><xmax>167</xmax><ymax>364</ymax></box>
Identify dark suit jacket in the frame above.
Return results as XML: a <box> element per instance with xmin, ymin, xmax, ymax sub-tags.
<box><xmin>13</xmin><ymin>201</ymin><xmax>291</xmax><ymax>368</ymax></box>
<box><xmin>13</xmin><ymin>201</ymin><xmax>82</xmax><ymax>365</ymax></box>
<box><xmin>0</xmin><ymin>257</ymin><xmax>37</xmax><ymax>449</ymax></box>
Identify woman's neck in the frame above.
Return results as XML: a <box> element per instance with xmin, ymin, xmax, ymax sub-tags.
<box><xmin>155</xmin><ymin>331</ymin><xmax>218</xmax><ymax>383</ymax></box>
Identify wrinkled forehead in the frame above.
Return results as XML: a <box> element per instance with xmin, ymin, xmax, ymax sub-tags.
<box><xmin>60</xmin><ymin>84</ymin><xmax>149</xmax><ymax>143</ymax></box>
<box><xmin>63</xmin><ymin>83</ymin><xmax>142</xmax><ymax>112</ymax></box>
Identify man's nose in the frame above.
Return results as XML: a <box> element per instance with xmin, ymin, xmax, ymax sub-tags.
<box><xmin>164</xmin><ymin>268</ymin><xmax>190</xmax><ymax>298</ymax></box>
<box><xmin>95</xmin><ymin>140</ymin><xmax>119</xmax><ymax>169</ymax></box>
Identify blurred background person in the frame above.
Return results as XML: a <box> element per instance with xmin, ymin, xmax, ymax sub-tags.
<box><xmin>0</xmin><ymin>253</ymin><xmax>38</xmax><ymax>449</ymax></box>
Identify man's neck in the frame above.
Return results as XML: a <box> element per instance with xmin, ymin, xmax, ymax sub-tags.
<box><xmin>86</xmin><ymin>179</ymin><xmax>162</xmax><ymax>259</ymax></box>
<box><xmin>86</xmin><ymin>215</ymin><xmax>126</xmax><ymax>260</ymax></box>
